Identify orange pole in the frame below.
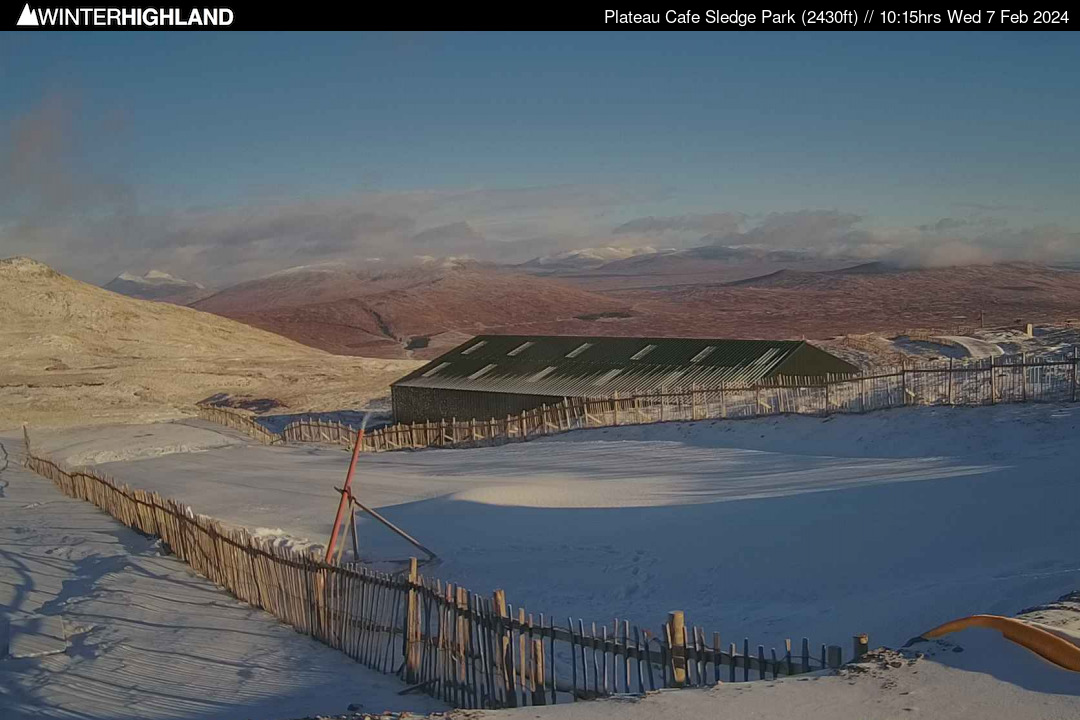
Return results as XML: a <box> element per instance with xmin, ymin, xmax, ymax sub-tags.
<box><xmin>324</xmin><ymin>426</ymin><xmax>365</xmax><ymax>563</ymax></box>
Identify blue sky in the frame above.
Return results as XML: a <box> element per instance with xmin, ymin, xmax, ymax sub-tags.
<box><xmin>1</xmin><ymin>31</ymin><xmax>1077</xmax><ymax>283</ymax></box>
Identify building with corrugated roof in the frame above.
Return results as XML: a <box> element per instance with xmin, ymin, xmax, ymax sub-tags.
<box><xmin>390</xmin><ymin>335</ymin><xmax>859</xmax><ymax>424</ymax></box>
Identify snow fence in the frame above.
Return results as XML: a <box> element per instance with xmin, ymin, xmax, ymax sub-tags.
<box><xmin>21</xmin><ymin>426</ymin><xmax>843</xmax><ymax>709</ymax></box>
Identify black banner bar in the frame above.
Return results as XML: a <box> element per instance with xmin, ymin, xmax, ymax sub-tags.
<box><xmin>8</xmin><ymin>3</ymin><xmax>1074</xmax><ymax>30</ymax></box>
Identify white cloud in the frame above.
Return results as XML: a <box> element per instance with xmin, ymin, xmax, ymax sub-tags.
<box><xmin>4</xmin><ymin>93</ymin><xmax>1079</xmax><ymax>286</ymax></box>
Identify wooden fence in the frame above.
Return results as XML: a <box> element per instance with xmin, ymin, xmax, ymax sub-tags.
<box><xmin>202</xmin><ymin>348</ymin><xmax>1080</xmax><ymax>454</ymax></box>
<box><xmin>21</xmin><ymin>429</ymin><xmax>843</xmax><ymax>709</ymax></box>
<box><xmin>196</xmin><ymin>404</ymin><xmax>283</xmax><ymax>445</ymax></box>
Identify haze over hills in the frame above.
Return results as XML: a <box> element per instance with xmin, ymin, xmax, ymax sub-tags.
<box><xmin>104</xmin><ymin>269</ymin><xmax>212</xmax><ymax>304</ymax></box>
<box><xmin>526</xmin><ymin>244</ymin><xmax>860</xmax><ymax>290</ymax></box>
<box><xmin>173</xmin><ymin>242</ymin><xmax>1080</xmax><ymax>366</ymax></box>
<box><xmin>0</xmin><ymin>257</ymin><xmax>418</xmax><ymax>429</ymax></box>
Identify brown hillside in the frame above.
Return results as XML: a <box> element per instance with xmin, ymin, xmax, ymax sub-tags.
<box><xmin>611</xmin><ymin>262</ymin><xmax>1080</xmax><ymax>339</ymax></box>
<box><xmin>194</xmin><ymin>264</ymin><xmax>633</xmax><ymax>358</ymax></box>
<box><xmin>182</xmin><ymin>257</ymin><xmax>1080</xmax><ymax>366</ymax></box>
<box><xmin>0</xmin><ymin>257</ymin><xmax>419</xmax><ymax>429</ymax></box>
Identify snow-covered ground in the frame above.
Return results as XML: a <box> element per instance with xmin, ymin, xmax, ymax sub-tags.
<box><xmin>0</xmin><ymin>436</ymin><xmax>447</xmax><ymax>720</ymax></box>
<box><xmin>467</xmin><ymin>632</ymin><xmax>1080</xmax><ymax>720</ymax></box>
<box><xmin>886</xmin><ymin>323</ymin><xmax>1080</xmax><ymax>362</ymax></box>
<box><xmin>34</xmin><ymin>403</ymin><xmax>1080</xmax><ymax>665</ymax></box>
<box><xmin>467</xmin><ymin>592</ymin><xmax>1080</xmax><ymax>720</ymax></box>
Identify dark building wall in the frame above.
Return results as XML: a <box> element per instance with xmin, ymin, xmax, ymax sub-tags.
<box><xmin>392</xmin><ymin>386</ymin><xmax>564</xmax><ymax>424</ymax></box>
<box><xmin>773</xmin><ymin>342</ymin><xmax>861</xmax><ymax>379</ymax></box>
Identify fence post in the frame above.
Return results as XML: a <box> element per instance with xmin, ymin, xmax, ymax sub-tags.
<box><xmin>405</xmin><ymin>557</ymin><xmax>421</xmax><ymax>683</ymax></box>
<box><xmin>1073</xmin><ymin>346</ymin><xmax>1078</xmax><ymax>403</ymax></box>
<box><xmin>990</xmin><ymin>356</ymin><xmax>997</xmax><ymax>404</ymax></box>
<box><xmin>947</xmin><ymin>358</ymin><xmax>954</xmax><ymax>405</ymax></box>
<box><xmin>1022</xmin><ymin>352</ymin><xmax>1028</xmax><ymax>401</ymax></box>
<box><xmin>494</xmin><ymin>589</ymin><xmax>515</xmax><ymax>707</ymax></box>
<box><xmin>899</xmin><ymin>362</ymin><xmax>906</xmax><ymax>406</ymax></box>
<box><xmin>668</xmin><ymin>610</ymin><xmax>687</xmax><ymax>687</ymax></box>
<box><xmin>853</xmin><ymin>633</ymin><xmax>869</xmax><ymax>662</ymax></box>
<box><xmin>532</xmin><ymin>637</ymin><xmax>546</xmax><ymax>705</ymax></box>
<box><xmin>826</xmin><ymin>645</ymin><xmax>843</xmax><ymax>668</ymax></box>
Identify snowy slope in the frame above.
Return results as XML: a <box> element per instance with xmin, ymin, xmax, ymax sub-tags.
<box><xmin>469</xmin><ymin>633</ymin><xmax>1080</xmax><ymax>720</ymax></box>
<box><xmin>42</xmin><ymin>403</ymin><xmax>1080</xmax><ymax>665</ymax></box>
<box><xmin>0</xmin><ymin>436</ymin><xmax>446</xmax><ymax>720</ymax></box>
<box><xmin>0</xmin><ymin>257</ymin><xmax>419</xmax><ymax>430</ymax></box>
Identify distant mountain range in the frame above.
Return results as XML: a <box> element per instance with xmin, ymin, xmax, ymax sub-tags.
<box><xmin>89</xmin><ymin>243</ymin><xmax>1080</xmax><ymax>364</ymax></box>
<box><xmin>103</xmin><ymin>270</ymin><xmax>211</xmax><ymax>304</ymax></box>
<box><xmin>519</xmin><ymin>243</ymin><xmax>859</xmax><ymax>290</ymax></box>
<box><xmin>518</xmin><ymin>246</ymin><xmax>673</xmax><ymax>273</ymax></box>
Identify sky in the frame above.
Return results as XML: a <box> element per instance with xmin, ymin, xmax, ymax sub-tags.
<box><xmin>1</xmin><ymin>31</ymin><xmax>1078</xmax><ymax>285</ymax></box>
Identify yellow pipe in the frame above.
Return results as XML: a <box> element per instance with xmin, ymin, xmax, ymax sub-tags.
<box><xmin>917</xmin><ymin>614</ymin><xmax>1080</xmax><ymax>672</ymax></box>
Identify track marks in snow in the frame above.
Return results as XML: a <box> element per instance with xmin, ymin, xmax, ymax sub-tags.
<box><xmin>0</xmin><ymin>442</ymin><xmax>447</xmax><ymax>720</ymax></box>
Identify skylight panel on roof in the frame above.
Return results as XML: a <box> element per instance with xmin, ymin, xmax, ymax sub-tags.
<box><xmin>593</xmin><ymin>368</ymin><xmax>623</xmax><ymax>386</ymax></box>
<box><xmin>691</xmin><ymin>346</ymin><xmax>717</xmax><ymax>363</ymax></box>
<box><xmin>468</xmin><ymin>364</ymin><xmax>497</xmax><ymax>380</ymax></box>
<box><xmin>508</xmin><ymin>341</ymin><xmax>535</xmax><ymax>357</ymax></box>
<box><xmin>421</xmin><ymin>361</ymin><xmax>451</xmax><ymax>378</ymax></box>
<box><xmin>566</xmin><ymin>342</ymin><xmax>593</xmax><ymax>358</ymax></box>
<box><xmin>630</xmin><ymin>344</ymin><xmax>657</xmax><ymax>360</ymax></box>
<box><xmin>664</xmin><ymin>369</ymin><xmax>686</xmax><ymax>384</ymax></box>
<box><xmin>527</xmin><ymin>366</ymin><xmax>557</xmax><ymax>382</ymax></box>
<box><xmin>461</xmin><ymin>340</ymin><xmax>487</xmax><ymax>355</ymax></box>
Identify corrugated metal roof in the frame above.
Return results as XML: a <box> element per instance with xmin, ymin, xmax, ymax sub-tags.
<box><xmin>393</xmin><ymin>335</ymin><xmax>859</xmax><ymax>397</ymax></box>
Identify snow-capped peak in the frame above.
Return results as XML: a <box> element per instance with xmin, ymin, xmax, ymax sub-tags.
<box><xmin>533</xmin><ymin>245</ymin><xmax>672</xmax><ymax>267</ymax></box>
<box><xmin>114</xmin><ymin>270</ymin><xmax>203</xmax><ymax>288</ymax></box>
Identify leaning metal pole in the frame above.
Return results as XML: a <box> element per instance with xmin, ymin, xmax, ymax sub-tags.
<box><xmin>324</xmin><ymin>425</ymin><xmax>365</xmax><ymax>562</ymax></box>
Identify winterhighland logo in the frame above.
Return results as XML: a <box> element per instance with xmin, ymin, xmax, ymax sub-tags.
<box><xmin>15</xmin><ymin>3</ymin><xmax>234</xmax><ymax>26</ymax></box>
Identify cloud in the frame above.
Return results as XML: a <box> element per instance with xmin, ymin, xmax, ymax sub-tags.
<box><xmin>699</xmin><ymin>210</ymin><xmax>893</xmax><ymax>258</ymax></box>
<box><xmin>0</xmin><ymin>91</ymin><xmax>136</xmax><ymax>272</ymax></box>
<box><xmin>1</xmin><ymin>91</ymin><xmax>132</xmax><ymax>223</ymax></box>
<box><xmin>918</xmin><ymin>217</ymin><xmax>969</xmax><ymax>233</ymax></box>
<box><xmin>406</xmin><ymin>221</ymin><xmax>487</xmax><ymax>254</ymax></box>
<box><xmin>917</xmin><ymin>216</ymin><xmax>1009</xmax><ymax>233</ymax></box>
<box><xmin>0</xmin><ymin>95</ymin><xmax>657</xmax><ymax>282</ymax></box>
<box><xmin>613</xmin><ymin>212</ymin><xmax>745</xmax><ymax>237</ymax></box>
<box><xmin>676</xmin><ymin>210</ymin><xmax>1080</xmax><ymax>269</ymax></box>
<box><xmin>953</xmin><ymin>201</ymin><xmax>1043</xmax><ymax>214</ymax></box>
<box><xmin>3</xmin><ymin>92</ymin><xmax>1078</xmax><ymax>286</ymax></box>
<box><xmin>2</xmin><ymin>181</ymin><xmax>652</xmax><ymax>285</ymax></box>
<box><xmin>887</xmin><ymin>224</ymin><xmax>1080</xmax><ymax>268</ymax></box>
